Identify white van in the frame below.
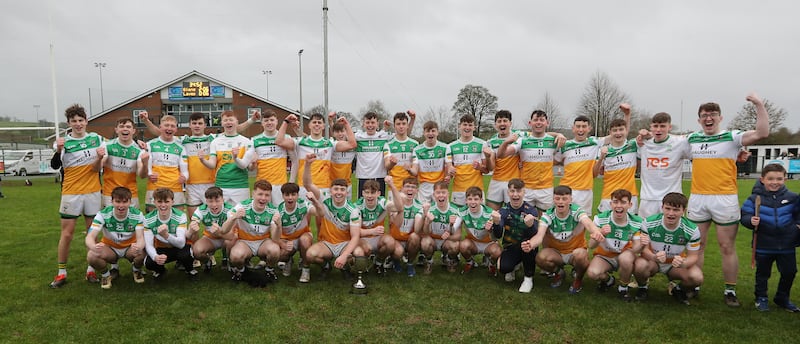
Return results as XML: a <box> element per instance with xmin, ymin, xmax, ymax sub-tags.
<box><xmin>2</xmin><ymin>149</ymin><xmax>57</xmax><ymax>176</ymax></box>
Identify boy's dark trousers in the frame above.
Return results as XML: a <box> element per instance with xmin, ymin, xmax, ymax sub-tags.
<box><xmin>754</xmin><ymin>251</ymin><xmax>797</xmax><ymax>303</ymax></box>
<box><xmin>145</xmin><ymin>246</ymin><xmax>194</xmax><ymax>274</ymax></box>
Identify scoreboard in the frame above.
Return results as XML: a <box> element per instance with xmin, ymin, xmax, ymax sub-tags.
<box><xmin>182</xmin><ymin>81</ymin><xmax>210</xmax><ymax>97</ymax></box>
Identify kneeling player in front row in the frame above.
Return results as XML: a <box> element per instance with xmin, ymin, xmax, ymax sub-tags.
<box><xmin>276</xmin><ymin>183</ymin><xmax>315</xmax><ymax>277</ymax></box>
<box><xmin>85</xmin><ymin>186</ymin><xmax>146</xmax><ymax>289</ymax></box>
<box><xmin>633</xmin><ymin>192</ymin><xmax>703</xmax><ymax>304</ymax></box>
<box><xmin>535</xmin><ymin>185</ymin><xmax>598</xmax><ymax>294</ymax></box>
<box><xmin>356</xmin><ymin>180</ymin><xmax>397</xmax><ymax>275</ymax></box>
<box><xmin>189</xmin><ymin>187</ymin><xmax>235</xmax><ymax>273</ymax></box>
<box><xmin>459</xmin><ymin>186</ymin><xmax>501</xmax><ymax>275</ymax></box>
<box><xmin>300</xmin><ymin>154</ymin><xmax>365</xmax><ymax>283</ymax></box>
<box><xmin>143</xmin><ymin>188</ymin><xmax>196</xmax><ymax>281</ymax></box>
<box><xmin>420</xmin><ymin>180</ymin><xmax>462</xmax><ymax>274</ymax></box>
<box><xmin>385</xmin><ymin>176</ymin><xmax>424</xmax><ymax>277</ymax></box>
<box><xmin>586</xmin><ymin>189</ymin><xmax>643</xmax><ymax>301</ymax></box>
<box><xmin>490</xmin><ymin>178</ymin><xmax>544</xmax><ymax>293</ymax></box>
<box><xmin>221</xmin><ymin>180</ymin><xmax>282</xmax><ymax>282</ymax></box>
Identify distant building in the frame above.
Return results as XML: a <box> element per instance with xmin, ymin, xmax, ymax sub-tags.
<box><xmin>86</xmin><ymin>70</ymin><xmax>306</xmax><ymax>140</ymax></box>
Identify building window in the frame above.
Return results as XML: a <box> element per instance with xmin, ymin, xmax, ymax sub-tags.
<box><xmin>164</xmin><ymin>103</ymin><xmax>232</xmax><ymax>128</ymax></box>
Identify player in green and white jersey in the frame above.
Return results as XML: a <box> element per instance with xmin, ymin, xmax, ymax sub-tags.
<box><xmin>384</xmin><ymin>111</ymin><xmax>419</xmax><ymax>198</ymax></box>
<box><xmin>385</xmin><ymin>176</ymin><xmax>424</xmax><ymax>277</ymax></box>
<box><xmin>458</xmin><ymin>186</ymin><xmax>501</xmax><ymax>275</ymax></box>
<box><xmin>420</xmin><ymin>181</ymin><xmax>462</xmax><ymax>274</ymax></box>
<box><xmin>85</xmin><ymin>187</ymin><xmax>146</xmax><ymax>289</ymax></box>
<box><xmin>188</xmin><ymin>186</ymin><xmax>234</xmax><ymax>272</ymax></box>
<box><xmin>410</xmin><ymin>121</ymin><xmax>450</xmax><ymax>203</ymax></box>
<box><xmin>252</xmin><ymin>110</ymin><xmax>296</xmax><ymax>205</ymax></box>
<box><xmin>143</xmin><ymin>188</ymin><xmax>196</xmax><ymax>280</ymax></box>
<box><xmin>200</xmin><ymin>111</ymin><xmax>254</xmax><ymax>204</ymax></box>
<box><xmin>484</xmin><ymin>110</ymin><xmax>519</xmax><ymax>210</ymax></box>
<box><xmin>275</xmin><ymin>183</ymin><xmax>315</xmax><ymax>277</ymax></box>
<box><xmin>447</xmin><ymin>114</ymin><xmax>491</xmax><ymax>207</ymax></box>
<box><xmin>355</xmin><ymin>112</ymin><xmax>393</xmax><ymax>196</ymax></box>
<box><xmin>632</xmin><ymin>192</ymin><xmax>703</xmax><ymax>303</ymax></box>
<box><xmin>586</xmin><ymin>189</ymin><xmax>643</xmax><ymax>301</ymax></box>
<box><xmin>535</xmin><ymin>186</ymin><xmax>600</xmax><ymax>294</ymax></box>
<box><xmin>354</xmin><ymin>179</ymin><xmax>396</xmax><ymax>275</ymax></box>
<box><xmin>220</xmin><ymin>180</ymin><xmax>282</xmax><ymax>282</ymax></box>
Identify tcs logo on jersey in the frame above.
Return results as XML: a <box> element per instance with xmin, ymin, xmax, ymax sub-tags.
<box><xmin>646</xmin><ymin>157</ymin><xmax>670</xmax><ymax>168</ymax></box>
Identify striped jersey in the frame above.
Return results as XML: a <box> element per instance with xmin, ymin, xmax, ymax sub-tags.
<box><xmin>540</xmin><ymin>204</ymin><xmax>587</xmax><ymax>254</ymax></box>
<box><xmin>146</xmin><ymin>137</ymin><xmax>187</xmax><ymax>192</ymax></box>
<box><xmin>461</xmin><ymin>204</ymin><xmax>493</xmax><ymax>243</ymax></box>
<box><xmin>180</xmin><ymin>134</ymin><xmax>215</xmax><ymax>184</ymax></box>
<box><xmin>144</xmin><ymin>208</ymin><xmax>188</xmax><ymax>248</ymax></box>
<box><xmin>428</xmin><ymin>202</ymin><xmax>462</xmax><ymax>240</ymax></box>
<box><xmin>91</xmin><ymin>206</ymin><xmax>145</xmax><ymax>248</ymax></box>
<box><xmin>448</xmin><ymin>137</ymin><xmax>486</xmax><ymax>192</ymax></box>
<box><xmin>485</xmin><ymin>133</ymin><xmax>520</xmax><ymax>182</ymax></box>
<box><xmin>102</xmin><ymin>138</ymin><xmax>142</xmax><ymax>196</ymax></box>
<box><xmin>687</xmin><ymin>130</ymin><xmax>743</xmax><ymax>195</ymax></box>
<box><xmin>390</xmin><ymin>200</ymin><xmax>422</xmax><ymax>241</ymax></box>
<box><xmin>318</xmin><ymin>198</ymin><xmax>361</xmax><ymax>244</ymax></box>
<box><xmin>639</xmin><ymin>135</ymin><xmax>690</xmax><ymax>201</ymax></box>
<box><xmin>191</xmin><ymin>202</ymin><xmax>233</xmax><ymax>239</ymax></box>
<box><xmin>513</xmin><ymin>134</ymin><xmax>557</xmax><ymax>189</ymax></box>
<box><xmin>641</xmin><ymin>213</ymin><xmax>701</xmax><ymax>261</ymax></box>
<box><xmin>295</xmin><ymin>136</ymin><xmax>335</xmax><ymax>188</ymax></box>
<box><xmin>592</xmin><ymin>211</ymin><xmax>642</xmax><ymax>258</ymax></box>
<box><xmin>252</xmin><ymin>133</ymin><xmax>290</xmax><ymax>185</ymax></box>
<box><xmin>413</xmin><ymin>141</ymin><xmax>449</xmax><ymax>183</ymax></box>
<box><xmin>277</xmin><ymin>198</ymin><xmax>312</xmax><ymax>240</ymax></box>
<box><xmin>330</xmin><ymin>149</ymin><xmax>355</xmax><ymax>185</ymax></box>
<box><xmin>58</xmin><ymin>132</ymin><xmax>105</xmax><ymax>195</ymax></box>
<box><xmin>557</xmin><ymin>137</ymin><xmax>600</xmax><ymax>191</ymax></box>
<box><xmin>354</xmin><ymin>130</ymin><xmax>392</xmax><ymax>178</ymax></box>
<box><xmin>599</xmin><ymin>140</ymin><xmax>638</xmax><ymax>199</ymax></box>
<box><xmin>385</xmin><ymin>137</ymin><xmax>419</xmax><ymax>190</ymax></box>
<box><xmin>228</xmin><ymin>199</ymin><xmax>277</xmax><ymax>241</ymax></box>
<box><xmin>209</xmin><ymin>134</ymin><xmax>253</xmax><ymax>189</ymax></box>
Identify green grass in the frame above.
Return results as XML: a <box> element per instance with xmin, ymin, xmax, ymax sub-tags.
<box><xmin>1</xmin><ymin>176</ymin><xmax>798</xmax><ymax>343</ymax></box>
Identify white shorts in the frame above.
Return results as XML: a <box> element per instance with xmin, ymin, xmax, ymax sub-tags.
<box><xmin>434</xmin><ymin>239</ymin><xmax>446</xmax><ymax>251</ymax></box>
<box><xmin>221</xmin><ymin>187</ymin><xmax>250</xmax><ymax>205</ymax></box>
<box><xmin>598</xmin><ymin>196</ymin><xmax>639</xmax><ymax>214</ymax></box>
<box><xmin>417</xmin><ymin>182</ymin><xmax>434</xmax><ymax>204</ymax></box>
<box><xmin>637</xmin><ymin>199</ymin><xmax>662</xmax><ymax>219</ymax></box>
<box><xmin>197</xmin><ymin>236</ymin><xmax>226</xmax><ymax>251</ymax></box>
<box><xmin>657</xmin><ymin>262</ymin><xmax>673</xmax><ymax>275</ymax></box>
<box><xmin>102</xmin><ymin>195</ymin><xmax>140</xmax><ymax>209</ymax></box>
<box><xmin>524</xmin><ymin>187</ymin><xmax>553</xmax><ymax>210</ymax></box>
<box><xmin>298</xmin><ymin>187</ymin><xmax>331</xmax><ymax>202</ymax></box>
<box><xmin>110</xmin><ymin>246</ymin><xmax>132</xmax><ymax>259</ymax></box>
<box><xmin>486</xmin><ymin>179</ymin><xmax>510</xmax><ymax>204</ymax></box>
<box><xmin>240</xmin><ymin>239</ymin><xmax>266</xmax><ymax>257</ymax></box>
<box><xmin>186</xmin><ymin>183</ymin><xmax>214</xmax><ymax>207</ymax></box>
<box><xmin>595</xmin><ymin>254</ymin><xmax>619</xmax><ymax>271</ymax></box>
<box><xmin>469</xmin><ymin>240</ymin><xmax>493</xmax><ymax>255</ymax></box>
<box><xmin>271</xmin><ymin>184</ymin><xmax>284</xmax><ymax>207</ymax></box>
<box><xmin>687</xmin><ymin>194</ymin><xmax>741</xmax><ymax>225</ymax></box>
<box><xmin>322</xmin><ymin>241</ymin><xmax>349</xmax><ymax>258</ymax></box>
<box><xmin>559</xmin><ymin>252</ymin><xmax>575</xmax><ymax>265</ymax></box>
<box><xmin>362</xmin><ymin>236</ymin><xmax>380</xmax><ymax>253</ymax></box>
<box><xmin>571</xmin><ymin>189</ymin><xmax>593</xmax><ymax>216</ymax></box>
<box><xmin>60</xmin><ymin>192</ymin><xmax>102</xmax><ymax>217</ymax></box>
<box><xmin>145</xmin><ymin>190</ymin><xmax>187</xmax><ymax>207</ymax></box>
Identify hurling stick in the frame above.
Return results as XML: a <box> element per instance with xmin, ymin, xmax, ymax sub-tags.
<box><xmin>750</xmin><ymin>195</ymin><xmax>761</xmax><ymax>269</ymax></box>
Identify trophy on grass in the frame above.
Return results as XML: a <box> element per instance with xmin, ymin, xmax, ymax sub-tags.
<box><xmin>349</xmin><ymin>255</ymin><xmax>370</xmax><ymax>295</ymax></box>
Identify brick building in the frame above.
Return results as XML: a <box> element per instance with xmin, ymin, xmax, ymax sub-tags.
<box><xmin>87</xmin><ymin>70</ymin><xmax>305</xmax><ymax>140</ymax></box>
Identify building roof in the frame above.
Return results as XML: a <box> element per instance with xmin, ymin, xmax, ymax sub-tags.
<box><xmin>87</xmin><ymin>70</ymin><xmax>306</xmax><ymax>122</ymax></box>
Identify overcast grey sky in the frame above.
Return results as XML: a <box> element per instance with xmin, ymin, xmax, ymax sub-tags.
<box><xmin>2</xmin><ymin>0</ymin><xmax>798</xmax><ymax>134</ymax></box>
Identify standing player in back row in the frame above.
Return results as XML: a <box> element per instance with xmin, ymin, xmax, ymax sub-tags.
<box><xmin>484</xmin><ymin>110</ymin><xmax>520</xmax><ymax>210</ymax></box>
<box><xmin>447</xmin><ymin>114</ymin><xmax>492</xmax><ymax>207</ymax></box>
<box><xmin>50</xmin><ymin>104</ymin><xmax>107</xmax><ymax>288</ymax></box>
<box><xmin>497</xmin><ymin>110</ymin><xmax>564</xmax><ymax>212</ymax></box>
<box><xmin>556</xmin><ymin>110</ymin><xmax>629</xmax><ymax>215</ymax></box>
<box><xmin>410</xmin><ymin>121</ymin><xmax>449</xmax><ymax>203</ymax></box>
<box><xmin>636</xmin><ymin>112</ymin><xmax>690</xmax><ymax>218</ymax></box>
<box><xmin>593</xmin><ymin>104</ymin><xmax>637</xmax><ymax>213</ymax></box>
<box><xmin>199</xmin><ymin>110</ymin><xmax>254</xmax><ymax>205</ymax></box>
<box><xmin>687</xmin><ymin>93</ymin><xmax>769</xmax><ymax>307</ymax></box>
<box><xmin>384</xmin><ymin>111</ymin><xmax>419</xmax><ymax>197</ymax></box>
<box><xmin>145</xmin><ymin>115</ymin><xmax>188</xmax><ymax>213</ymax></box>
<box><xmin>252</xmin><ymin>110</ymin><xmax>295</xmax><ymax>205</ymax></box>
<box><xmin>354</xmin><ymin>112</ymin><xmax>392</xmax><ymax>196</ymax></box>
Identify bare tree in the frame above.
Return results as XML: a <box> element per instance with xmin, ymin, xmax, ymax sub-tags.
<box><xmin>452</xmin><ymin>84</ymin><xmax>498</xmax><ymax>137</ymax></box>
<box><xmin>420</xmin><ymin>105</ymin><xmax>457</xmax><ymax>143</ymax></box>
<box><xmin>536</xmin><ymin>91</ymin><xmax>566</xmax><ymax>129</ymax></box>
<box><xmin>727</xmin><ymin>98</ymin><xmax>787</xmax><ymax>133</ymax></box>
<box><xmin>359</xmin><ymin>99</ymin><xmax>389</xmax><ymax>123</ymax></box>
<box><xmin>576</xmin><ymin>71</ymin><xmax>632</xmax><ymax>136</ymax></box>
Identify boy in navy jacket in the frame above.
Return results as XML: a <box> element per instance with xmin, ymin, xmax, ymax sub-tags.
<box><xmin>741</xmin><ymin>163</ymin><xmax>800</xmax><ymax>312</ymax></box>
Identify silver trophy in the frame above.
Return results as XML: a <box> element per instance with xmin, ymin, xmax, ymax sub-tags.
<box><xmin>350</xmin><ymin>256</ymin><xmax>370</xmax><ymax>295</ymax></box>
